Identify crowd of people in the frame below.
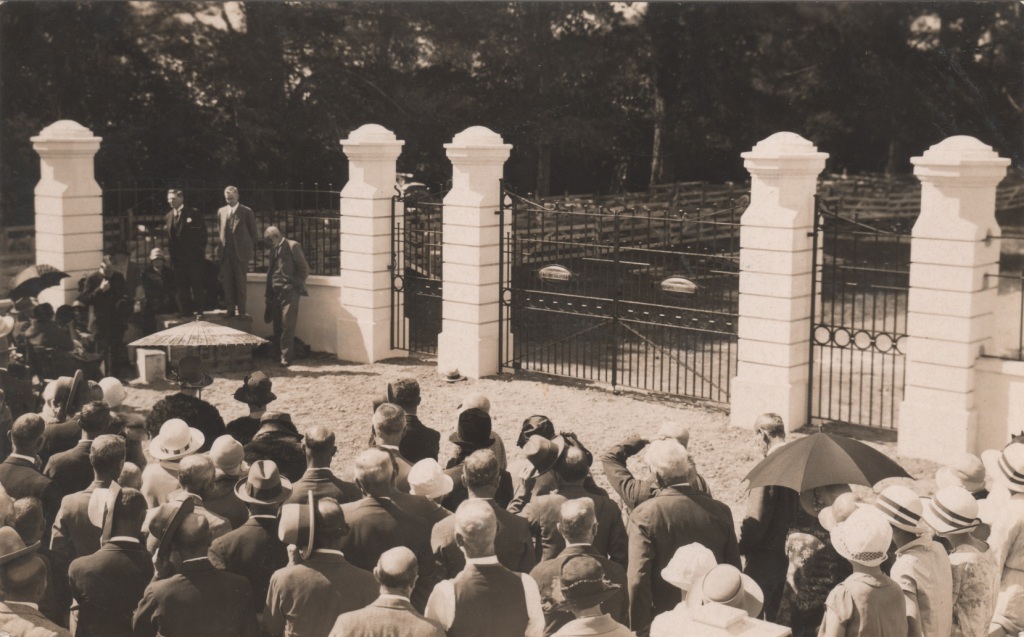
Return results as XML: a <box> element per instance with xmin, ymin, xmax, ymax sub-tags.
<box><xmin>1</xmin><ymin>359</ymin><xmax>1024</xmax><ymax>637</ymax></box>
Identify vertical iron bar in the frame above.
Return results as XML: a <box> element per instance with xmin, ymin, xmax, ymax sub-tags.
<box><xmin>807</xmin><ymin>196</ymin><xmax>821</xmax><ymax>425</ymax></box>
<box><xmin>498</xmin><ymin>181</ymin><xmax>505</xmax><ymax>371</ymax></box>
<box><xmin>611</xmin><ymin>212</ymin><xmax>621</xmax><ymax>392</ymax></box>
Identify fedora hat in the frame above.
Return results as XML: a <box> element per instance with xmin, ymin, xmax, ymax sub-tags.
<box><xmin>523</xmin><ymin>435</ymin><xmax>566</xmax><ymax>476</ymax></box>
<box><xmin>661</xmin><ymin>543</ymin><xmax>717</xmax><ymax>593</ymax></box>
<box><xmin>258</xmin><ymin>411</ymin><xmax>301</xmax><ymax>438</ymax></box>
<box><xmin>151</xmin><ymin>497</ymin><xmax>196</xmax><ymax>562</ymax></box>
<box><xmin>150</xmin><ymin>418</ymin><xmax>205</xmax><ymax>461</ymax></box>
<box><xmin>997</xmin><ymin>443</ymin><xmax>1024</xmax><ymax>494</ymax></box>
<box><xmin>923</xmin><ymin>486</ymin><xmax>982</xmax><ymax>536</ymax></box>
<box><xmin>554</xmin><ymin>554</ymin><xmax>622</xmax><ymax>611</ymax></box>
<box><xmin>936</xmin><ymin>453</ymin><xmax>986</xmax><ymax>493</ymax></box>
<box><xmin>449</xmin><ymin>408</ymin><xmax>495</xmax><ymax>450</ymax></box>
<box><xmin>830</xmin><ymin>506</ymin><xmax>892</xmax><ymax>567</ymax></box>
<box><xmin>235</xmin><ymin>460</ymin><xmax>292</xmax><ymax>505</ymax></box>
<box><xmin>233</xmin><ymin>371</ymin><xmax>276</xmax><ymax>405</ymax></box>
<box><xmin>408</xmin><ymin>459</ymin><xmax>454</xmax><ymax>499</ymax></box>
<box><xmin>98</xmin><ymin>376</ymin><xmax>127</xmax><ymax>409</ymax></box>
<box><xmin>62</xmin><ymin>369</ymin><xmax>87</xmax><ymax>421</ymax></box>
<box><xmin>0</xmin><ymin>315</ymin><xmax>14</xmax><ymax>338</ymax></box>
<box><xmin>517</xmin><ymin>415</ymin><xmax>555</xmax><ymax>448</ymax></box>
<box><xmin>0</xmin><ymin>526</ymin><xmax>40</xmax><ymax>565</ymax></box>
<box><xmin>210</xmin><ymin>435</ymin><xmax>249</xmax><ymax>478</ymax></box>
<box><xmin>874</xmin><ymin>485</ymin><xmax>927</xmax><ymax>533</ymax></box>
<box><xmin>819</xmin><ymin>492</ymin><xmax>862</xmax><ymax>532</ymax></box>
<box><xmin>173</xmin><ymin>355</ymin><xmax>213</xmax><ymax>389</ymax></box>
<box><xmin>800</xmin><ymin>483</ymin><xmax>852</xmax><ymax>519</ymax></box>
<box><xmin>279</xmin><ymin>490</ymin><xmax>317</xmax><ymax>560</ymax></box>
<box><xmin>687</xmin><ymin>564</ymin><xmax>764</xmax><ymax>618</ymax></box>
<box><xmin>442</xmin><ymin>368</ymin><xmax>466</xmax><ymax>383</ymax></box>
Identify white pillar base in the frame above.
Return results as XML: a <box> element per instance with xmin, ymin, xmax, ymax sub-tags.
<box><xmin>897</xmin><ymin>400</ymin><xmax>977</xmax><ymax>462</ymax></box>
<box><xmin>335</xmin><ymin>316</ymin><xmax>405</xmax><ymax>364</ymax></box>
<box><xmin>729</xmin><ymin>376</ymin><xmax>808</xmax><ymax>433</ymax></box>
<box><xmin>437</xmin><ymin>324</ymin><xmax>499</xmax><ymax>379</ymax></box>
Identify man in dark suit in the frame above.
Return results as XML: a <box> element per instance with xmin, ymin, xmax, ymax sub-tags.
<box><xmin>286</xmin><ymin>425</ymin><xmax>361</xmax><ymax>504</ymax></box>
<box><xmin>51</xmin><ymin>434</ymin><xmax>125</xmax><ymax>563</ymax></box>
<box><xmin>0</xmin><ymin>414</ymin><xmax>63</xmax><ymax>533</ymax></box>
<box><xmin>264</xmin><ymin>225</ymin><xmax>309</xmax><ymax>367</ymax></box>
<box><xmin>0</xmin><ymin>553</ymin><xmax>69</xmax><ymax>637</ymax></box>
<box><xmin>442</xmin><ymin>408</ymin><xmax>513</xmax><ymax>511</ymax></box>
<box><xmin>68</xmin><ymin>487</ymin><xmax>153</xmax><ymax>637</ymax></box>
<box><xmin>330</xmin><ymin>547</ymin><xmax>445</xmax><ymax>637</ymax></box>
<box><xmin>432</xmin><ymin>449</ymin><xmax>534</xmax><ymax>580</ymax></box>
<box><xmin>216</xmin><ymin>186</ymin><xmax>258</xmax><ymax>318</ymax></box>
<box><xmin>209</xmin><ymin>460</ymin><xmax>290</xmax><ymax>616</ymax></box>
<box><xmin>133</xmin><ymin>513</ymin><xmax>259</xmax><ymax>637</ymax></box>
<box><xmin>373</xmin><ymin>403</ymin><xmax>414</xmax><ymax>492</ymax></box>
<box><xmin>78</xmin><ymin>256</ymin><xmax>133</xmax><ymax>376</ymax></box>
<box><xmin>523</xmin><ymin>444</ymin><xmax>628</xmax><ymax>567</ymax></box>
<box><xmin>529</xmin><ymin>498</ymin><xmax>629</xmax><ymax>636</ymax></box>
<box><xmin>40</xmin><ymin>375</ymin><xmax>104</xmax><ymax>463</ymax></box>
<box><xmin>165</xmin><ymin>188</ymin><xmax>208</xmax><ymax>316</ymax></box>
<box><xmin>266</xmin><ymin>496</ymin><xmax>378</xmax><ymax>637</ymax></box>
<box><xmin>367</xmin><ymin>379</ymin><xmax>441</xmax><ymax>463</ymax></box>
<box><xmin>341</xmin><ymin>449</ymin><xmax>437</xmax><ymax>611</ymax></box>
<box><xmin>626</xmin><ymin>440</ymin><xmax>740</xmax><ymax>635</ymax></box>
<box><xmin>44</xmin><ymin>402</ymin><xmax>113</xmax><ymax>496</ymax></box>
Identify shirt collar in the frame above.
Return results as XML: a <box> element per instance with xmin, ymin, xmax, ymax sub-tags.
<box><xmin>109</xmin><ymin>536</ymin><xmax>141</xmax><ymax>544</ymax></box>
<box><xmin>6</xmin><ymin>601</ymin><xmax>39</xmax><ymax>611</ymax></box>
<box><xmin>183</xmin><ymin>557</ymin><xmax>209</xmax><ymax>564</ymax></box>
<box><xmin>313</xmin><ymin>549</ymin><xmax>344</xmax><ymax>558</ymax></box>
<box><xmin>466</xmin><ymin>555</ymin><xmax>500</xmax><ymax>565</ymax></box>
<box><xmin>250</xmin><ymin>515</ymin><xmax>277</xmax><ymax>520</ymax></box>
<box><xmin>9</xmin><ymin>453</ymin><xmax>37</xmax><ymax>464</ymax></box>
<box><xmin>896</xmin><ymin>534</ymin><xmax>934</xmax><ymax>556</ymax></box>
<box><xmin>566</xmin><ymin>542</ymin><xmax>592</xmax><ymax>548</ymax></box>
<box><xmin>378</xmin><ymin>593</ymin><xmax>410</xmax><ymax>602</ymax></box>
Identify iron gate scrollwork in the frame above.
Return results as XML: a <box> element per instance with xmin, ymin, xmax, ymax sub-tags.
<box><xmin>807</xmin><ymin>196</ymin><xmax>912</xmax><ymax>430</ymax></box>
<box><xmin>390</xmin><ymin>186</ymin><xmax>446</xmax><ymax>355</ymax></box>
<box><xmin>498</xmin><ymin>183</ymin><xmax>742</xmax><ymax>402</ymax></box>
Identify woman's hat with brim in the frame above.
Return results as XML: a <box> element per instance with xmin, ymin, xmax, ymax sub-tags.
<box><xmin>935</xmin><ymin>453</ymin><xmax>986</xmax><ymax>493</ymax></box>
<box><xmin>0</xmin><ymin>526</ymin><xmax>40</xmax><ymax>565</ymax></box>
<box><xmin>818</xmin><ymin>492</ymin><xmax>862</xmax><ymax>532</ymax></box>
<box><xmin>0</xmin><ymin>315</ymin><xmax>14</xmax><ymax>339</ymax></box>
<box><xmin>150</xmin><ymin>418</ymin><xmax>205</xmax><ymax>461</ymax></box>
<box><xmin>279</xmin><ymin>490</ymin><xmax>317</xmax><ymax>560</ymax></box>
<box><xmin>210</xmin><ymin>435</ymin><xmax>250</xmax><ymax>478</ymax></box>
<box><xmin>172</xmin><ymin>355</ymin><xmax>213</xmax><ymax>389</ymax></box>
<box><xmin>874</xmin><ymin>484</ymin><xmax>927</xmax><ymax>533</ymax></box>
<box><xmin>661</xmin><ymin>543</ymin><xmax>717</xmax><ymax>593</ymax></box>
<box><xmin>830</xmin><ymin>506</ymin><xmax>892</xmax><ymax>567</ymax></box>
<box><xmin>99</xmin><ymin>377</ymin><xmax>127</xmax><ymax>409</ymax></box>
<box><xmin>449</xmin><ymin>408</ymin><xmax>495</xmax><ymax>450</ymax></box>
<box><xmin>233</xmin><ymin>371</ymin><xmax>276</xmax><ymax>405</ymax></box>
<box><xmin>523</xmin><ymin>435</ymin><xmax>566</xmax><ymax>476</ymax></box>
<box><xmin>235</xmin><ymin>460</ymin><xmax>292</xmax><ymax>505</ymax></box>
<box><xmin>553</xmin><ymin>554</ymin><xmax>622</xmax><ymax>611</ymax></box>
<box><xmin>517</xmin><ymin>415</ymin><xmax>555</xmax><ymax>448</ymax></box>
<box><xmin>922</xmin><ymin>486</ymin><xmax>982</xmax><ymax>536</ymax></box>
<box><xmin>687</xmin><ymin>564</ymin><xmax>764</xmax><ymax>618</ymax></box>
<box><xmin>996</xmin><ymin>443</ymin><xmax>1024</xmax><ymax>494</ymax></box>
<box><xmin>408</xmin><ymin>458</ymin><xmax>454</xmax><ymax>499</ymax></box>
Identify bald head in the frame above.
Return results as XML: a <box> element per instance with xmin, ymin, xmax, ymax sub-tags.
<box><xmin>11</xmin><ymin>413</ymin><xmax>45</xmax><ymax>454</ymax></box>
<box><xmin>375</xmin><ymin>546</ymin><xmax>418</xmax><ymax>594</ymax></box>
<box><xmin>314</xmin><ymin>497</ymin><xmax>349</xmax><ymax>548</ymax></box>
<box><xmin>646</xmin><ymin>439</ymin><xmax>690</xmax><ymax>486</ymax></box>
<box><xmin>177</xmin><ymin>454</ymin><xmax>215</xmax><ymax>495</ymax></box>
<box><xmin>459</xmin><ymin>393</ymin><xmax>490</xmax><ymax>414</ymax></box>
<box><xmin>175</xmin><ymin>513</ymin><xmax>212</xmax><ymax>560</ymax></box>
<box><xmin>558</xmin><ymin>498</ymin><xmax>598</xmax><ymax>545</ymax></box>
<box><xmin>656</xmin><ymin>422</ymin><xmax>690</xmax><ymax>448</ymax></box>
<box><xmin>354</xmin><ymin>448</ymin><xmax>393</xmax><ymax>497</ymax></box>
<box><xmin>454</xmin><ymin>499</ymin><xmax>497</xmax><ymax>558</ymax></box>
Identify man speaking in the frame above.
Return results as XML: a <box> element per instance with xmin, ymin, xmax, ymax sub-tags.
<box><xmin>264</xmin><ymin>226</ymin><xmax>309</xmax><ymax>367</ymax></box>
<box><xmin>217</xmin><ymin>186</ymin><xmax>258</xmax><ymax>318</ymax></box>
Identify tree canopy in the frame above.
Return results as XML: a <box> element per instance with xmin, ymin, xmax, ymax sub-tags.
<box><xmin>2</xmin><ymin>1</ymin><xmax>1021</xmax><ymax>225</ymax></box>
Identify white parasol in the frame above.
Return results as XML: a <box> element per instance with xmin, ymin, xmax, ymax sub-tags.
<box><xmin>129</xmin><ymin>317</ymin><xmax>268</xmax><ymax>348</ymax></box>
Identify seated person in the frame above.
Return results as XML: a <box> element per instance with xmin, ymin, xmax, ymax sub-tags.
<box><xmin>25</xmin><ymin>304</ymin><xmax>74</xmax><ymax>353</ymax></box>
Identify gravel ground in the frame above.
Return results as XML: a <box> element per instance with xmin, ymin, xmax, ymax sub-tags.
<box><xmin>122</xmin><ymin>353</ymin><xmax>942</xmax><ymax>526</ymax></box>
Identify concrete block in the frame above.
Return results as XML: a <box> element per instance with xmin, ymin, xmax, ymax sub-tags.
<box><xmin>443</xmin><ymin>244</ymin><xmax>500</xmax><ymax>268</ymax></box>
<box><xmin>34</xmin><ymin>196</ymin><xmax>102</xmax><ymax>219</ymax></box>
<box><xmin>737</xmin><ymin>316</ymin><xmax>809</xmax><ymax>344</ymax></box>
<box><xmin>339</xmin><ymin>215</ymin><xmax>391</xmax><ymax>237</ymax></box>
<box><xmin>340</xmin><ymin>287</ymin><xmax>391</xmax><ymax>311</ymax></box>
<box><xmin>35</xmin><ymin>231</ymin><xmax>103</xmax><ymax>255</ymax></box>
<box><xmin>444</xmin><ymin>263</ymin><xmax>500</xmax><ymax>287</ymax></box>
<box><xmin>442</xmin><ymin>282</ymin><xmax>500</xmax><ymax>305</ymax></box>
<box><xmin>904</xmin><ymin>337</ymin><xmax>983</xmax><ymax>368</ymax></box>
<box><xmin>738</xmin><ymin>293</ymin><xmax>812</xmax><ymax>322</ymax></box>
<box><xmin>442</xmin><ymin>301</ymin><xmax>500</xmax><ymax>325</ymax></box>
<box><xmin>906</xmin><ymin>311</ymin><xmax>992</xmax><ymax>343</ymax></box>
<box><xmin>910</xmin><ymin>237</ymin><xmax>1000</xmax><ymax>268</ymax></box>
<box><xmin>339</xmin><ymin>269</ymin><xmax>391</xmax><ymax>292</ymax></box>
<box><xmin>739</xmin><ymin>225</ymin><xmax>814</xmax><ymax>252</ymax></box>
<box><xmin>340</xmin><ymin>233</ymin><xmax>391</xmax><ymax>256</ymax></box>
<box><xmin>443</xmin><ymin>223</ymin><xmax>501</xmax><ymax>248</ymax></box>
<box><xmin>733</xmin><ymin>359</ymin><xmax>809</xmax><ymax>384</ymax></box>
<box><xmin>902</xmin><ymin>385</ymin><xmax>974</xmax><ymax>412</ymax></box>
<box><xmin>729</xmin><ymin>374</ymin><xmax>808</xmax><ymax>432</ymax></box>
<box><xmin>909</xmin><ymin>262</ymin><xmax>994</xmax><ymax>293</ymax></box>
<box><xmin>35</xmin><ymin>248</ymin><xmax>102</xmax><ymax>273</ymax></box>
<box><xmin>905</xmin><ymin>360</ymin><xmax>975</xmax><ymax>393</ymax></box>
<box><xmin>908</xmin><ymin>287</ymin><xmax>997</xmax><ymax>319</ymax></box>
<box><xmin>737</xmin><ymin>339</ymin><xmax>808</xmax><ymax>366</ymax></box>
<box><xmin>739</xmin><ymin>247</ymin><xmax>812</xmax><ymax>276</ymax></box>
<box><xmin>739</xmin><ymin>271</ymin><xmax>813</xmax><ymax>298</ymax></box>
<box><xmin>897</xmin><ymin>399</ymin><xmax>978</xmax><ymax>462</ymax></box>
<box><xmin>340</xmin><ymin>196</ymin><xmax>393</xmax><ymax>218</ymax></box>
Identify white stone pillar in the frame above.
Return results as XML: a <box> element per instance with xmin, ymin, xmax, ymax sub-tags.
<box><xmin>337</xmin><ymin>124</ymin><xmax>405</xmax><ymax>363</ymax></box>
<box><xmin>897</xmin><ymin>136</ymin><xmax>1009</xmax><ymax>461</ymax></box>
<box><xmin>730</xmin><ymin>133</ymin><xmax>828</xmax><ymax>432</ymax></box>
<box><xmin>437</xmin><ymin>127</ymin><xmax>512</xmax><ymax>379</ymax></box>
<box><xmin>31</xmin><ymin>120</ymin><xmax>103</xmax><ymax>307</ymax></box>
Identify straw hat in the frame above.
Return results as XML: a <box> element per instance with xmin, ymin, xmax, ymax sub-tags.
<box><xmin>442</xmin><ymin>368</ymin><xmax>466</xmax><ymax>383</ymax></box>
<box><xmin>874</xmin><ymin>485</ymin><xmax>927</xmax><ymax>533</ymax></box>
<box><xmin>98</xmin><ymin>377</ymin><xmax>127</xmax><ymax>409</ymax></box>
<box><xmin>523</xmin><ymin>435</ymin><xmax>566</xmax><ymax>476</ymax></box>
<box><xmin>408</xmin><ymin>459</ymin><xmax>454</xmax><ymax>499</ymax></box>
<box><xmin>234</xmin><ymin>460</ymin><xmax>292</xmax><ymax>505</ymax></box>
<box><xmin>210</xmin><ymin>435</ymin><xmax>249</xmax><ymax>478</ymax></box>
<box><xmin>150</xmin><ymin>418</ymin><xmax>205</xmax><ymax>461</ymax></box>
<box><xmin>831</xmin><ymin>506</ymin><xmax>892</xmax><ymax>567</ymax></box>
<box><xmin>0</xmin><ymin>315</ymin><xmax>14</xmax><ymax>339</ymax></box>
<box><xmin>279</xmin><ymin>491</ymin><xmax>317</xmax><ymax>560</ymax></box>
<box><xmin>553</xmin><ymin>555</ymin><xmax>622</xmax><ymax>611</ymax></box>
<box><xmin>922</xmin><ymin>486</ymin><xmax>982</xmax><ymax>536</ymax></box>
<box><xmin>997</xmin><ymin>443</ymin><xmax>1024</xmax><ymax>494</ymax></box>
<box><xmin>661</xmin><ymin>543</ymin><xmax>717</xmax><ymax>593</ymax></box>
<box><xmin>935</xmin><ymin>453</ymin><xmax>986</xmax><ymax>493</ymax></box>
<box><xmin>687</xmin><ymin>564</ymin><xmax>764</xmax><ymax>618</ymax></box>
<box><xmin>150</xmin><ymin>498</ymin><xmax>196</xmax><ymax>562</ymax></box>
<box><xmin>0</xmin><ymin>526</ymin><xmax>40</xmax><ymax>564</ymax></box>
<box><xmin>86</xmin><ymin>482</ymin><xmax>122</xmax><ymax>543</ymax></box>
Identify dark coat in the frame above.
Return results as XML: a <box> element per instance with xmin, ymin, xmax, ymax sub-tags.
<box><xmin>530</xmin><ymin>544</ymin><xmax>629</xmax><ymax>635</ymax></box>
<box><xmin>285</xmin><ymin>467</ymin><xmax>362</xmax><ymax>505</ymax></box>
<box><xmin>144</xmin><ymin>393</ymin><xmax>225</xmax><ymax>453</ymax></box>
<box><xmin>69</xmin><ymin>539</ymin><xmax>154</xmax><ymax>637</ymax></box>
<box><xmin>224</xmin><ymin>415</ymin><xmax>261</xmax><ymax>446</ymax></box>
<box><xmin>165</xmin><ymin>205</ymin><xmax>208</xmax><ymax>263</ymax></box>
<box><xmin>79</xmin><ymin>271</ymin><xmax>131</xmax><ymax>326</ymax></box>
<box><xmin>369</xmin><ymin>415</ymin><xmax>441</xmax><ymax>464</ymax></box>
<box><xmin>626</xmin><ymin>484</ymin><xmax>740</xmax><ymax>634</ymax></box>
<box><xmin>739</xmin><ymin>484</ymin><xmax>801</xmax><ymax>621</ymax></box>
<box><xmin>204</xmin><ymin>475</ymin><xmax>249</xmax><ymax>529</ymax></box>
<box><xmin>523</xmin><ymin>483</ymin><xmax>629</xmax><ymax>567</ymax></box>
<box><xmin>243</xmin><ymin>432</ymin><xmax>305</xmax><ymax>482</ymax></box>
<box><xmin>390</xmin><ymin>490</ymin><xmax>451</xmax><ymax>527</ymax></box>
<box><xmin>209</xmin><ymin>516</ymin><xmax>288</xmax><ymax>612</ymax></box>
<box><xmin>441</xmin><ymin>461</ymin><xmax>513</xmax><ymax>512</ymax></box>
<box><xmin>43</xmin><ymin>440</ymin><xmax>93</xmax><ymax>497</ymax></box>
<box><xmin>132</xmin><ymin>558</ymin><xmax>259</xmax><ymax>637</ymax></box>
<box><xmin>51</xmin><ymin>481</ymin><xmax>106</xmax><ymax>562</ymax></box>
<box><xmin>25</xmin><ymin>319</ymin><xmax>74</xmax><ymax>352</ymax></box>
<box><xmin>431</xmin><ymin>499</ymin><xmax>535</xmax><ymax>580</ymax></box>
<box><xmin>40</xmin><ymin>416</ymin><xmax>82</xmax><ymax>464</ymax></box>
<box><xmin>0</xmin><ymin>455</ymin><xmax>62</xmax><ymax>528</ymax></box>
<box><xmin>329</xmin><ymin>596</ymin><xmax>446</xmax><ymax>637</ymax></box>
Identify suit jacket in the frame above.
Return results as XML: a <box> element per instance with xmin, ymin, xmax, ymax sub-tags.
<box><xmin>217</xmin><ymin>203</ymin><xmax>258</xmax><ymax>263</ymax></box>
<box><xmin>265</xmin><ymin>550</ymin><xmax>379</xmax><ymax>637</ymax></box>
<box><xmin>133</xmin><ymin>558</ymin><xmax>259</xmax><ymax>637</ymax></box>
<box><xmin>599</xmin><ymin>437</ymin><xmax>711</xmax><ymax>513</ymax></box>
<box><xmin>523</xmin><ymin>484</ymin><xmax>628</xmax><ymax>567</ymax></box>
<box><xmin>400</xmin><ymin>415</ymin><xmax>441</xmax><ymax>463</ymax></box>
<box><xmin>739</xmin><ymin>485</ymin><xmax>800</xmax><ymax>595</ymax></box>
<box><xmin>0</xmin><ymin>455</ymin><xmax>63</xmax><ymax>527</ymax></box>
<box><xmin>51</xmin><ymin>480</ymin><xmax>106</xmax><ymax>562</ymax></box>
<box><xmin>441</xmin><ymin>462</ymin><xmax>513</xmax><ymax>512</ymax></box>
<box><xmin>68</xmin><ymin>539</ymin><xmax>154</xmax><ymax>637</ymax></box>
<box><xmin>432</xmin><ymin>498</ymin><xmax>535</xmax><ymax>580</ymax></box>
<box><xmin>285</xmin><ymin>467</ymin><xmax>362</xmax><ymax>505</ymax></box>
<box><xmin>43</xmin><ymin>439</ymin><xmax>93</xmax><ymax>497</ymax></box>
<box><xmin>26</xmin><ymin>319</ymin><xmax>74</xmax><ymax>352</ymax></box>
<box><xmin>40</xmin><ymin>416</ymin><xmax>82</xmax><ymax>464</ymax></box>
<box><xmin>165</xmin><ymin>205</ymin><xmax>208</xmax><ymax>263</ymax></box>
<box><xmin>340</xmin><ymin>496</ymin><xmax>437</xmax><ymax>611</ymax></box>
<box><xmin>266</xmin><ymin>238</ymin><xmax>310</xmax><ymax>297</ymax></box>
<box><xmin>0</xmin><ymin>601</ymin><xmax>71</xmax><ymax>637</ymax></box>
<box><xmin>204</xmin><ymin>474</ymin><xmax>250</xmax><ymax>529</ymax></box>
<box><xmin>391</xmin><ymin>490</ymin><xmax>452</xmax><ymax>527</ymax></box>
<box><xmin>530</xmin><ymin>544</ymin><xmax>629</xmax><ymax>636</ymax></box>
<box><xmin>626</xmin><ymin>484</ymin><xmax>740</xmax><ymax>634</ymax></box>
<box><xmin>330</xmin><ymin>596</ymin><xmax>446</xmax><ymax>637</ymax></box>
<box><xmin>208</xmin><ymin>516</ymin><xmax>288</xmax><ymax>612</ymax></box>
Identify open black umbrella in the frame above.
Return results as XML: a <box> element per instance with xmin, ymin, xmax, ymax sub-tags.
<box><xmin>743</xmin><ymin>432</ymin><xmax>912</xmax><ymax>492</ymax></box>
<box><xmin>8</xmin><ymin>264</ymin><xmax>70</xmax><ymax>300</ymax></box>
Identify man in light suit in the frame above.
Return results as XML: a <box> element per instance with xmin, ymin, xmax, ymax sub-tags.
<box><xmin>217</xmin><ymin>186</ymin><xmax>258</xmax><ymax>318</ymax></box>
<box><xmin>264</xmin><ymin>226</ymin><xmax>309</xmax><ymax>367</ymax></box>
<box><xmin>330</xmin><ymin>547</ymin><xmax>445</xmax><ymax>637</ymax></box>
<box><xmin>165</xmin><ymin>188</ymin><xmax>208</xmax><ymax>316</ymax></box>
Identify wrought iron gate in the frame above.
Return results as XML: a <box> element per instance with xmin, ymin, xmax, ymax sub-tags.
<box><xmin>390</xmin><ymin>188</ymin><xmax>445</xmax><ymax>355</ymax></box>
<box><xmin>498</xmin><ymin>184</ymin><xmax>742</xmax><ymax>402</ymax></box>
<box><xmin>807</xmin><ymin>196</ymin><xmax>912</xmax><ymax>429</ymax></box>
